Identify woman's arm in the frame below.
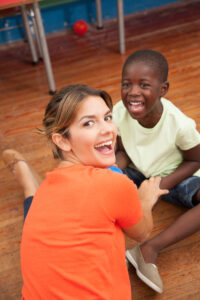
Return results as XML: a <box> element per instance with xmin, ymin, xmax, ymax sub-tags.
<box><xmin>123</xmin><ymin>177</ymin><xmax>168</xmax><ymax>242</ymax></box>
<box><xmin>160</xmin><ymin>144</ymin><xmax>200</xmax><ymax>190</ymax></box>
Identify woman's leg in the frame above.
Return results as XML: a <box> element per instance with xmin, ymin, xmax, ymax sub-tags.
<box><xmin>2</xmin><ymin>149</ymin><xmax>42</xmax><ymax>217</ymax></box>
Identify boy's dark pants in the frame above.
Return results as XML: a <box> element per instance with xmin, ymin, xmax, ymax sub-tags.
<box><xmin>124</xmin><ymin>166</ymin><xmax>200</xmax><ymax>209</ymax></box>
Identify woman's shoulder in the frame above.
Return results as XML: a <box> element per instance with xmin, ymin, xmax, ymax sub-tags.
<box><xmin>44</xmin><ymin>165</ymin><xmax>135</xmax><ymax>191</ymax></box>
<box><xmin>93</xmin><ymin>167</ymin><xmax>136</xmax><ymax>191</ymax></box>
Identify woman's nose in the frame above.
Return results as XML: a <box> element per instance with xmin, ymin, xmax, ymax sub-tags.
<box><xmin>100</xmin><ymin>121</ymin><xmax>113</xmax><ymax>134</ymax></box>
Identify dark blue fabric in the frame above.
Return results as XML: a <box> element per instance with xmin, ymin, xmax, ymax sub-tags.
<box><xmin>123</xmin><ymin>166</ymin><xmax>200</xmax><ymax>208</ymax></box>
<box><xmin>123</xmin><ymin>166</ymin><xmax>146</xmax><ymax>188</ymax></box>
<box><xmin>162</xmin><ymin>176</ymin><xmax>200</xmax><ymax>208</ymax></box>
<box><xmin>24</xmin><ymin>196</ymin><xmax>33</xmax><ymax>220</ymax></box>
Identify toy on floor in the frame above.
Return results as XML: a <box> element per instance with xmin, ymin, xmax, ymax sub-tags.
<box><xmin>73</xmin><ymin>20</ymin><xmax>88</xmax><ymax>35</ymax></box>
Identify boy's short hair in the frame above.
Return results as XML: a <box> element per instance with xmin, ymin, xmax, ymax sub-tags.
<box><xmin>122</xmin><ymin>49</ymin><xmax>168</xmax><ymax>82</ymax></box>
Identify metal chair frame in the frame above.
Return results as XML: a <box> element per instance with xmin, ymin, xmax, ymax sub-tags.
<box><xmin>0</xmin><ymin>0</ymin><xmax>125</xmax><ymax>94</ymax></box>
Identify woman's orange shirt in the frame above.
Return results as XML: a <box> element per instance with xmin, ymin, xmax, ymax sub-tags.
<box><xmin>21</xmin><ymin>165</ymin><xmax>142</xmax><ymax>300</ymax></box>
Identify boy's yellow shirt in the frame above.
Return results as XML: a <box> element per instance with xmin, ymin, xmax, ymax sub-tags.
<box><xmin>113</xmin><ymin>98</ymin><xmax>200</xmax><ymax>178</ymax></box>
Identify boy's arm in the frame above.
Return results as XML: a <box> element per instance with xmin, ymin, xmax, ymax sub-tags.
<box><xmin>160</xmin><ymin>144</ymin><xmax>200</xmax><ymax>189</ymax></box>
<box><xmin>115</xmin><ymin>136</ymin><xmax>131</xmax><ymax>170</ymax></box>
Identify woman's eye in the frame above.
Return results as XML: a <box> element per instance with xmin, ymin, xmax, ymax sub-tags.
<box><xmin>105</xmin><ymin>115</ymin><xmax>112</xmax><ymax>121</ymax></box>
<box><xmin>83</xmin><ymin>120</ymin><xmax>94</xmax><ymax>127</ymax></box>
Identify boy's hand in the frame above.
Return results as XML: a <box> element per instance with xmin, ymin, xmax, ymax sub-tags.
<box><xmin>138</xmin><ymin>176</ymin><xmax>168</xmax><ymax>209</ymax></box>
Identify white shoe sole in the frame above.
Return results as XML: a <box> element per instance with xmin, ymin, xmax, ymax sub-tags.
<box><xmin>126</xmin><ymin>250</ymin><xmax>163</xmax><ymax>294</ymax></box>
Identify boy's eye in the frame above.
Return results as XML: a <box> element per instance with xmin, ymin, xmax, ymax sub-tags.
<box><xmin>140</xmin><ymin>83</ymin><xmax>149</xmax><ymax>88</ymax></box>
<box><xmin>105</xmin><ymin>114</ymin><xmax>112</xmax><ymax>121</ymax></box>
<box><xmin>122</xmin><ymin>82</ymin><xmax>131</xmax><ymax>88</ymax></box>
<box><xmin>83</xmin><ymin>120</ymin><xmax>94</xmax><ymax>127</ymax></box>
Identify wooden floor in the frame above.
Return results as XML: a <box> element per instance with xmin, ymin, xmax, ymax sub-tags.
<box><xmin>1</xmin><ymin>0</ymin><xmax>200</xmax><ymax>299</ymax></box>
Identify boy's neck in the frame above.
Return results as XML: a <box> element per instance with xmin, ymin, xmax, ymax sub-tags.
<box><xmin>138</xmin><ymin>102</ymin><xmax>163</xmax><ymax>128</ymax></box>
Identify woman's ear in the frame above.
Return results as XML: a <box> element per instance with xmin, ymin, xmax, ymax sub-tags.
<box><xmin>160</xmin><ymin>81</ymin><xmax>169</xmax><ymax>97</ymax></box>
<box><xmin>52</xmin><ymin>133</ymin><xmax>71</xmax><ymax>152</ymax></box>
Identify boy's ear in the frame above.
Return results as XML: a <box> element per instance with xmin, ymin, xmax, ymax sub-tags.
<box><xmin>52</xmin><ymin>133</ymin><xmax>71</xmax><ymax>152</ymax></box>
<box><xmin>160</xmin><ymin>81</ymin><xmax>169</xmax><ymax>97</ymax></box>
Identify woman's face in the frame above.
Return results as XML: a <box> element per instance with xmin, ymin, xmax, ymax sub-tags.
<box><xmin>66</xmin><ymin>95</ymin><xmax>117</xmax><ymax>168</ymax></box>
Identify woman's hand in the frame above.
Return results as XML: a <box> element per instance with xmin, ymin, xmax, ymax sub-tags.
<box><xmin>123</xmin><ymin>177</ymin><xmax>168</xmax><ymax>243</ymax></box>
<box><xmin>138</xmin><ymin>177</ymin><xmax>169</xmax><ymax>210</ymax></box>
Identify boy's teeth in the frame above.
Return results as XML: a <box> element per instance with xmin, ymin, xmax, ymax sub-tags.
<box><xmin>130</xmin><ymin>101</ymin><xmax>142</xmax><ymax>105</ymax></box>
<box><xmin>95</xmin><ymin>141</ymin><xmax>112</xmax><ymax>148</ymax></box>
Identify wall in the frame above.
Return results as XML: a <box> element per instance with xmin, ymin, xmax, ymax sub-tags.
<box><xmin>0</xmin><ymin>0</ymin><xmax>180</xmax><ymax>44</ymax></box>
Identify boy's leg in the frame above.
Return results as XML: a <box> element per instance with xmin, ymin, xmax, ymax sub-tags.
<box><xmin>191</xmin><ymin>189</ymin><xmax>200</xmax><ymax>205</ymax></box>
<box><xmin>162</xmin><ymin>176</ymin><xmax>200</xmax><ymax>208</ymax></box>
<box><xmin>2</xmin><ymin>149</ymin><xmax>42</xmax><ymax>218</ymax></box>
<box><xmin>139</xmin><ymin>203</ymin><xmax>200</xmax><ymax>264</ymax></box>
<box><xmin>126</xmin><ymin>203</ymin><xmax>200</xmax><ymax>293</ymax></box>
<box><xmin>123</xmin><ymin>166</ymin><xmax>146</xmax><ymax>187</ymax></box>
<box><xmin>147</xmin><ymin>177</ymin><xmax>200</xmax><ymax>262</ymax></box>
<box><xmin>126</xmin><ymin>176</ymin><xmax>200</xmax><ymax>292</ymax></box>
<box><xmin>138</xmin><ymin>177</ymin><xmax>200</xmax><ymax>263</ymax></box>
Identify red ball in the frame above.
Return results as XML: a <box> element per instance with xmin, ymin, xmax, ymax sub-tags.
<box><xmin>73</xmin><ymin>20</ymin><xmax>88</xmax><ymax>35</ymax></box>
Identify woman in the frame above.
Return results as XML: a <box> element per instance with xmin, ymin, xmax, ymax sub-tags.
<box><xmin>3</xmin><ymin>84</ymin><xmax>167</xmax><ymax>300</ymax></box>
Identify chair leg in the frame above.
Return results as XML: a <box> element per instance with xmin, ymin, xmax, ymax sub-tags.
<box><xmin>95</xmin><ymin>0</ymin><xmax>103</xmax><ymax>29</ymax></box>
<box><xmin>21</xmin><ymin>5</ymin><xmax>38</xmax><ymax>64</ymax></box>
<box><xmin>116</xmin><ymin>0</ymin><xmax>125</xmax><ymax>54</ymax></box>
<box><xmin>32</xmin><ymin>2</ymin><xmax>56</xmax><ymax>94</ymax></box>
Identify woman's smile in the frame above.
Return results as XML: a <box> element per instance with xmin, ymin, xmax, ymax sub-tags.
<box><xmin>94</xmin><ymin>140</ymin><xmax>114</xmax><ymax>155</ymax></box>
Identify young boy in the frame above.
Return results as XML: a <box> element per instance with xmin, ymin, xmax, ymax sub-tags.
<box><xmin>113</xmin><ymin>49</ymin><xmax>200</xmax><ymax>293</ymax></box>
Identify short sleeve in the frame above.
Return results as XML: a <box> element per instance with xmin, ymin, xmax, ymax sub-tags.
<box><xmin>176</xmin><ymin>118</ymin><xmax>200</xmax><ymax>150</ymax></box>
<box><xmin>97</xmin><ymin>170</ymin><xmax>143</xmax><ymax>228</ymax></box>
<box><xmin>114</xmin><ymin>174</ymin><xmax>142</xmax><ymax>228</ymax></box>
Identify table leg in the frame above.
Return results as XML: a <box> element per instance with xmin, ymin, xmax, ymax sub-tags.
<box><xmin>95</xmin><ymin>0</ymin><xmax>103</xmax><ymax>29</ymax></box>
<box><xmin>32</xmin><ymin>2</ymin><xmax>56</xmax><ymax>94</ymax></box>
<box><xmin>21</xmin><ymin>5</ymin><xmax>38</xmax><ymax>64</ymax></box>
<box><xmin>116</xmin><ymin>0</ymin><xmax>125</xmax><ymax>54</ymax></box>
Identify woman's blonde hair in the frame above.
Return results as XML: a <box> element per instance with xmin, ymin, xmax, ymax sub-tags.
<box><xmin>39</xmin><ymin>84</ymin><xmax>113</xmax><ymax>159</ymax></box>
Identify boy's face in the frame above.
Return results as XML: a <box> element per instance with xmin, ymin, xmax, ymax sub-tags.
<box><xmin>121</xmin><ymin>61</ymin><xmax>168</xmax><ymax>127</ymax></box>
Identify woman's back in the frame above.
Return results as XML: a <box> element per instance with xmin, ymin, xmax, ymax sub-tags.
<box><xmin>21</xmin><ymin>165</ymin><xmax>141</xmax><ymax>300</ymax></box>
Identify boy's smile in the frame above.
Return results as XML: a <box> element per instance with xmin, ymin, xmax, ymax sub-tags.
<box><xmin>121</xmin><ymin>61</ymin><xmax>168</xmax><ymax>128</ymax></box>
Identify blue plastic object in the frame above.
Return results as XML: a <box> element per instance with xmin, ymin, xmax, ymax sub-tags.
<box><xmin>106</xmin><ymin>166</ymin><xmax>123</xmax><ymax>174</ymax></box>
